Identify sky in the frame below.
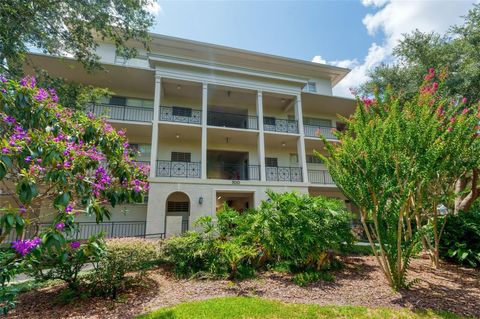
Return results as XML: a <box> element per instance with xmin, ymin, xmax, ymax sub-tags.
<box><xmin>146</xmin><ymin>0</ymin><xmax>478</xmax><ymax>97</ymax></box>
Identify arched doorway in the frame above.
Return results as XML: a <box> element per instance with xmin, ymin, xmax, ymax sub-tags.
<box><xmin>165</xmin><ymin>192</ymin><xmax>190</xmax><ymax>237</ymax></box>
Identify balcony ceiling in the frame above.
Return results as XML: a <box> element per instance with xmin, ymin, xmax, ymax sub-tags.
<box><xmin>208</xmin><ymin>127</ymin><xmax>258</xmax><ymax>146</ymax></box>
<box><xmin>25</xmin><ymin>54</ymin><xmax>155</xmax><ymax>98</ymax></box>
<box><xmin>264</xmin><ymin>133</ymin><xmax>298</xmax><ymax>151</ymax></box>
<box><xmin>302</xmin><ymin>92</ymin><xmax>356</xmax><ymax>118</ymax></box>
<box><xmin>158</xmin><ymin>123</ymin><xmax>202</xmax><ymax>143</ymax></box>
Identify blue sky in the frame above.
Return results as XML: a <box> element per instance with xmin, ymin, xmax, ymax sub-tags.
<box><xmin>148</xmin><ymin>1</ymin><xmax>478</xmax><ymax>96</ymax></box>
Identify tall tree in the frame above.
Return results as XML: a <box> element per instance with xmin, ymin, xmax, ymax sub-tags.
<box><xmin>360</xmin><ymin>4</ymin><xmax>480</xmax><ymax>213</ymax></box>
<box><xmin>0</xmin><ymin>0</ymin><xmax>155</xmax><ymax>108</ymax></box>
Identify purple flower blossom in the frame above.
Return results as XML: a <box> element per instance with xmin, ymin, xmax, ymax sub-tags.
<box><xmin>0</xmin><ymin>75</ymin><xmax>6</xmax><ymax>83</ymax></box>
<box><xmin>19</xmin><ymin>76</ymin><xmax>36</xmax><ymax>89</ymax></box>
<box><xmin>55</xmin><ymin>222</ymin><xmax>65</xmax><ymax>231</ymax></box>
<box><xmin>19</xmin><ymin>206</ymin><xmax>27</xmax><ymax>214</ymax></box>
<box><xmin>70</xmin><ymin>241</ymin><xmax>81</xmax><ymax>249</ymax></box>
<box><xmin>11</xmin><ymin>237</ymin><xmax>41</xmax><ymax>256</ymax></box>
<box><xmin>2</xmin><ymin>147</ymin><xmax>9</xmax><ymax>154</ymax></box>
<box><xmin>48</xmin><ymin>88</ymin><xmax>58</xmax><ymax>102</ymax></box>
<box><xmin>34</xmin><ymin>88</ymin><xmax>49</xmax><ymax>102</ymax></box>
<box><xmin>2</xmin><ymin>115</ymin><xmax>16</xmax><ymax>124</ymax></box>
<box><xmin>25</xmin><ymin>156</ymin><xmax>32</xmax><ymax>162</ymax></box>
<box><xmin>65</xmin><ymin>204</ymin><xmax>74</xmax><ymax>214</ymax></box>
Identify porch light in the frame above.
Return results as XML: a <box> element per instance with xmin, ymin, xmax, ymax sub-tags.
<box><xmin>176</xmin><ymin>84</ymin><xmax>182</xmax><ymax>90</ymax></box>
<box><xmin>198</xmin><ymin>196</ymin><xmax>203</xmax><ymax>205</ymax></box>
<box><xmin>176</xmin><ymin>133</ymin><xmax>180</xmax><ymax>139</ymax></box>
<box><xmin>281</xmin><ymin>141</ymin><xmax>286</xmax><ymax>147</ymax></box>
<box><xmin>281</xmin><ymin>98</ymin><xmax>286</xmax><ymax>103</ymax></box>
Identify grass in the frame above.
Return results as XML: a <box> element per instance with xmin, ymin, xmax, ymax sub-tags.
<box><xmin>137</xmin><ymin>296</ymin><xmax>468</xmax><ymax>319</ymax></box>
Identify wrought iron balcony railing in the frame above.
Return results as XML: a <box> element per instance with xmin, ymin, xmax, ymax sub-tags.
<box><xmin>159</xmin><ymin>106</ymin><xmax>202</xmax><ymax>125</ymax></box>
<box><xmin>156</xmin><ymin>160</ymin><xmax>201</xmax><ymax>178</ymax></box>
<box><xmin>207</xmin><ymin>163</ymin><xmax>260</xmax><ymax>181</ymax></box>
<box><xmin>303</xmin><ymin>125</ymin><xmax>338</xmax><ymax>139</ymax></box>
<box><xmin>266</xmin><ymin>166</ymin><xmax>303</xmax><ymax>182</ymax></box>
<box><xmin>308</xmin><ymin>169</ymin><xmax>335</xmax><ymax>185</ymax></box>
<box><xmin>86</xmin><ymin>103</ymin><xmax>154</xmax><ymax>122</ymax></box>
<box><xmin>263</xmin><ymin>117</ymin><xmax>299</xmax><ymax>134</ymax></box>
<box><xmin>207</xmin><ymin>111</ymin><xmax>258</xmax><ymax>130</ymax></box>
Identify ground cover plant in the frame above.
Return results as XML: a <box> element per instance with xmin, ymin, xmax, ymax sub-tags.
<box><xmin>137</xmin><ymin>296</ymin><xmax>469</xmax><ymax>319</ymax></box>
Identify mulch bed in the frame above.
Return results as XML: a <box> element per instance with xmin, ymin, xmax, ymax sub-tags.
<box><xmin>10</xmin><ymin>255</ymin><xmax>480</xmax><ymax>319</ymax></box>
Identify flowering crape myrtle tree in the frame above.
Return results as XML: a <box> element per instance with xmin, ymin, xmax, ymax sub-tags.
<box><xmin>0</xmin><ymin>76</ymin><xmax>149</xmax><ymax>313</ymax></box>
<box><xmin>319</xmin><ymin>69</ymin><xmax>480</xmax><ymax>290</ymax></box>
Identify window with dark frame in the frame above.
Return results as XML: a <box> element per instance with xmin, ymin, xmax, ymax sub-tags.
<box><xmin>109</xmin><ymin>96</ymin><xmax>127</xmax><ymax>106</ymax></box>
<box><xmin>172</xmin><ymin>106</ymin><xmax>192</xmax><ymax>117</ymax></box>
<box><xmin>263</xmin><ymin>116</ymin><xmax>276</xmax><ymax>126</ymax></box>
<box><xmin>171</xmin><ymin>152</ymin><xmax>191</xmax><ymax>162</ymax></box>
<box><xmin>167</xmin><ymin>201</ymin><xmax>189</xmax><ymax>212</ymax></box>
<box><xmin>265</xmin><ymin>157</ymin><xmax>278</xmax><ymax>167</ymax></box>
<box><xmin>306</xmin><ymin>154</ymin><xmax>323</xmax><ymax>164</ymax></box>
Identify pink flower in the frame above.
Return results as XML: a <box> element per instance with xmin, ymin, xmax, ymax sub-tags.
<box><xmin>55</xmin><ymin>222</ymin><xmax>65</xmax><ymax>231</ymax></box>
<box><xmin>461</xmin><ymin>97</ymin><xmax>467</xmax><ymax>104</ymax></box>
<box><xmin>462</xmin><ymin>108</ymin><xmax>469</xmax><ymax>115</ymax></box>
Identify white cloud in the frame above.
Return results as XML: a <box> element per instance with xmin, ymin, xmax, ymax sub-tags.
<box><xmin>318</xmin><ymin>0</ymin><xmax>478</xmax><ymax>97</ymax></box>
<box><xmin>146</xmin><ymin>1</ymin><xmax>163</xmax><ymax>15</ymax></box>
<box><xmin>312</xmin><ymin>55</ymin><xmax>327</xmax><ymax>64</ymax></box>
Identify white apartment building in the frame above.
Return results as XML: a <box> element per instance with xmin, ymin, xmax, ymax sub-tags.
<box><xmin>25</xmin><ymin>34</ymin><xmax>356</xmax><ymax>238</ymax></box>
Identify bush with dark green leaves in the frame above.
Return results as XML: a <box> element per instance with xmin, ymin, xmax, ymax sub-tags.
<box><xmin>88</xmin><ymin>237</ymin><xmax>159</xmax><ymax>299</ymax></box>
<box><xmin>439</xmin><ymin>209</ymin><xmax>480</xmax><ymax>268</ymax></box>
<box><xmin>160</xmin><ymin>192</ymin><xmax>354</xmax><ymax>283</ymax></box>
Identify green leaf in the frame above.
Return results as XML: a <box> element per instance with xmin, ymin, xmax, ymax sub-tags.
<box><xmin>0</xmin><ymin>161</ymin><xmax>6</xmax><ymax>179</ymax></box>
<box><xmin>54</xmin><ymin>192</ymin><xmax>70</xmax><ymax>209</ymax></box>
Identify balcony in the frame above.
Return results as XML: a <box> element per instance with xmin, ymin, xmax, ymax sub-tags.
<box><xmin>86</xmin><ymin>103</ymin><xmax>153</xmax><ymax>122</ymax></box>
<box><xmin>304</xmin><ymin>125</ymin><xmax>337</xmax><ymax>140</ymax></box>
<box><xmin>207</xmin><ymin>111</ymin><xmax>258</xmax><ymax>130</ymax></box>
<box><xmin>263</xmin><ymin>117</ymin><xmax>298</xmax><ymax>134</ymax></box>
<box><xmin>266</xmin><ymin>166</ymin><xmax>303</xmax><ymax>182</ymax></box>
<box><xmin>159</xmin><ymin>106</ymin><xmax>202</xmax><ymax>125</ymax></box>
<box><xmin>156</xmin><ymin>160</ymin><xmax>201</xmax><ymax>178</ymax></box>
<box><xmin>208</xmin><ymin>163</ymin><xmax>260</xmax><ymax>181</ymax></box>
<box><xmin>308</xmin><ymin>169</ymin><xmax>335</xmax><ymax>185</ymax></box>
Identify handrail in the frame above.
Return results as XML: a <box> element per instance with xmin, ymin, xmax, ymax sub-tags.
<box><xmin>303</xmin><ymin>124</ymin><xmax>338</xmax><ymax>139</ymax></box>
<box><xmin>207</xmin><ymin>110</ymin><xmax>258</xmax><ymax>130</ymax></box>
<box><xmin>86</xmin><ymin>103</ymin><xmax>154</xmax><ymax>122</ymax></box>
<box><xmin>265</xmin><ymin>166</ymin><xmax>303</xmax><ymax>182</ymax></box>
<box><xmin>159</xmin><ymin>106</ymin><xmax>202</xmax><ymax>124</ymax></box>
<box><xmin>207</xmin><ymin>163</ymin><xmax>260</xmax><ymax>181</ymax></box>
<box><xmin>308</xmin><ymin>169</ymin><xmax>335</xmax><ymax>184</ymax></box>
<box><xmin>156</xmin><ymin>160</ymin><xmax>201</xmax><ymax>178</ymax></box>
<box><xmin>263</xmin><ymin>117</ymin><xmax>299</xmax><ymax>134</ymax></box>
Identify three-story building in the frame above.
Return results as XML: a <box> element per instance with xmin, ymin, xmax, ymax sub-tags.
<box><xmin>26</xmin><ymin>34</ymin><xmax>357</xmax><ymax>237</ymax></box>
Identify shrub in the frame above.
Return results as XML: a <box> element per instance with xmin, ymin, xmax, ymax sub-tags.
<box><xmin>253</xmin><ymin>191</ymin><xmax>354</xmax><ymax>270</ymax></box>
<box><xmin>440</xmin><ymin>209</ymin><xmax>480</xmax><ymax>267</ymax></box>
<box><xmin>89</xmin><ymin>237</ymin><xmax>159</xmax><ymax>299</ymax></box>
<box><xmin>160</xmin><ymin>230</ymin><xmax>256</xmax><ymax>280</ymax></box>
<box><xmin>24</xmin><ymin>235</ymin><xmax>105</xmax><ymax>289</ymax></box>
<box><xmin>293</xmin><ymin>270</ymin><xmax>335</xmax><ymax>286</ymax></box>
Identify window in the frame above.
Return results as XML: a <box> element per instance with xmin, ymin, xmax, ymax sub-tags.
<box><xmin>263</xmin><ymin>117</ymin><xmax>276</xmax><ymax>126</ymax></box>
<box><xmin>109</xmin><ymin>96</ymin><xmax>127</xmax><ymax>106</ymax></box>
<box><xmin>126</xmin><ymin>98</ymin><xmax>154</xmax><ymax>108</ymax></box>
<box><xmin>304</xmin><ymin>117</ymin><xmax>332</xmax><ymax>127</ymax></box>
<box><xmin>172</xmin><ymin>106</ymin><xmax>192</xmax><ymax>117</ymax></box>
<box><xmin>171</xmin><ymin>152</ymin><xmax>191</xmax><ymax>162</ymax></box>
<box><xmin>265</xmin><ymin>157</ymin><xmax>278</xmax><ymax>167</ymax></box>
<box><xmin>306</xmin><ymin>154</ymin><xmax>323</xmax><ymax>164</ymax></box>
<box><xmin>307</xmin><ymin>81</ymin><xmax>317</xmax><ymax>93</ymax></box>
<box><xmin>290</xmin><ymin>153</ymin><xmax>298</xmax><ymax>164</ymax></box>
<box><xmin>129</xmin><ymin>144</ymin><xmax>151</xmax><ymax>159</ymax></box>
<box><xmin>167</xmin><ymin>201</ymin><xmax>189</xmax><ymax>212</ymax></box>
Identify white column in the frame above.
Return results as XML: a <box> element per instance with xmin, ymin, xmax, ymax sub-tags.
<box><xmin>295</xmin><ymin>94</ymin><xmax>308</xmax><ymax>183</ymax></box>
<box><xmin>256</xmin><ymin>91</ymin><xmax>266</xmax><ymax>181</ymax></box>
<box><xmin>201</xmin><ymin>83</ymin><xmax>208</xmax><ymax>179</ymax></box>
<box><xmin>149</xmin><ymin>75</ymin><xmax>161</xmax><ymax>178</ymax></box>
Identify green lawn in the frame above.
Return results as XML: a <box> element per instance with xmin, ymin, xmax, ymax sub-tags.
<box><xmin>137</xmin><ymin>296</ymin><xmax>468</xmax><ymax>319</ymax></box>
